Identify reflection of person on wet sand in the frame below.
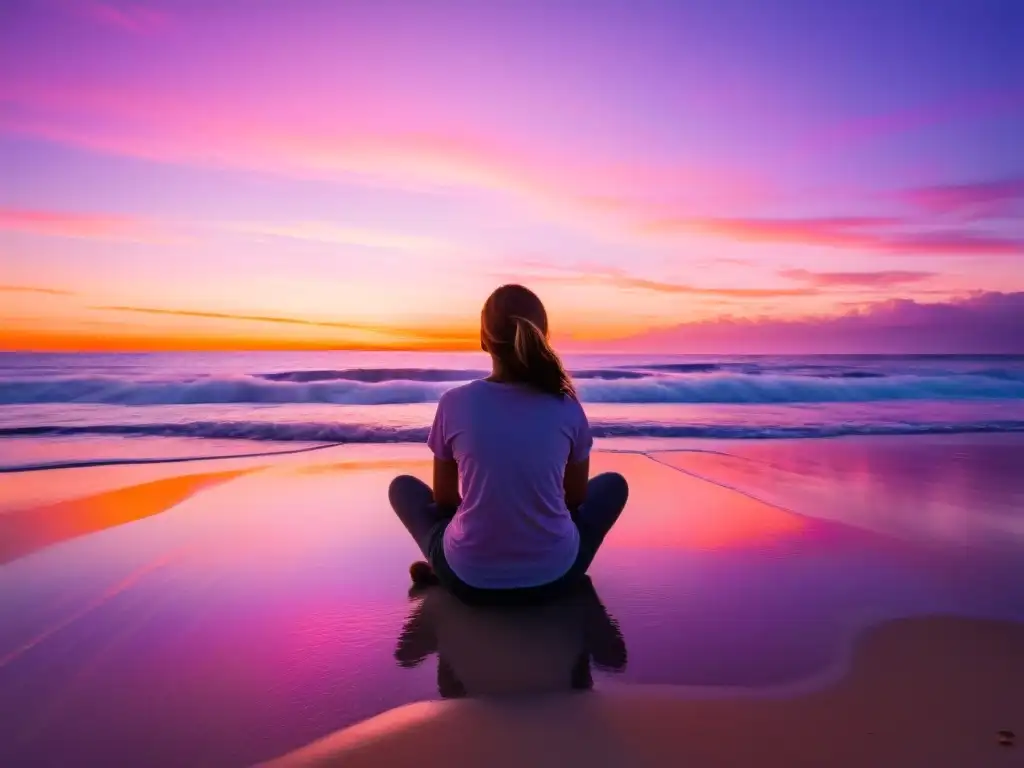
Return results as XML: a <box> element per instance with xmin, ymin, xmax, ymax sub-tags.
<box><xmin>395</xmin><ymin>577</ymin><xmax>627</xmax><ymax>697</ymax></box>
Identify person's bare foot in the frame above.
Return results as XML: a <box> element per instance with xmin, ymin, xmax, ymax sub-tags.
<box><xmin>409</xmin><ymin>560</ymin><xmax>439</xmax><ymax>586</ymax></box>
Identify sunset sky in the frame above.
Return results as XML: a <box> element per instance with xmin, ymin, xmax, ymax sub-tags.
<box><xmin>2</xmin><ymin>0</ymin><xmax>1022</xmax><ymax>352</ymax></box>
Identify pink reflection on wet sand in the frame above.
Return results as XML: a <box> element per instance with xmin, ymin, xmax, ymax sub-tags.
<box><xmin>1</xmin><ymin>437</ymin><xmax>1022</xmax><ymax>766</ymax></box>
<box><xmin>592</xmin><ymin>452</ymin><xmax>806</xmax><ymax>551</ymax></box>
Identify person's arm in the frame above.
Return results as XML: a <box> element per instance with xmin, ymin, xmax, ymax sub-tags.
<box><xmin>564</xmin><ymin>399</ymin><xmax>593</xmax><ymax>510</ymax></box>
<box><xmin>564</xmin><ymin>457</ymin><xmax>589</xmax><ymax>511</ymax></box>
<box><xmin>427</xmin><ymin>393</ymin><xmax>460</xmax><ymax>508</ymax></box>
<box><xmin>433</xmin><ymin>457</ymin><xmax>461</xmax><ymax>509</ymax></box>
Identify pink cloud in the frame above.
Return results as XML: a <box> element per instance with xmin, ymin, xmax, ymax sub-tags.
<box><xmin>901</xmin><ymin>176</ymin><xmax>1024</xmax><ymax>219</ymax></box>
<box><xmin>642</xmin><ymin>215</ymin><xmax>1024</xmax><ymax>256</ymax></box>
<box><xmin>0</xmin><ymin>80</ymin><xmax>760</xmax><ymax>224</ymax></box>
<box><xmin>71</xmin><ymin>1</ymin><xmax>169</xmax><ymax>33</ymax></box>
<box><xmin>613</xmin><ymin>291</ymin><xmax>1024</xmax><ymax>354</ymax></box>
<box><xmin>648</xmin><ymin>216</ymin><xmax>894</xmax><ymax>247</ymax></box>
<box><xmin>2</xmin><ymin>77</ymin><xmax>1016</xmax><ymax>256</ymax></box>
<box><xmin>880</xmin><ymin>231</ymin><xmax>1024</xmax><ymax>256</ymax></box>
<box><xmin>0</xmin><ymin>208</ymin><xmax>171</xmax><ymax>243</ymax></box>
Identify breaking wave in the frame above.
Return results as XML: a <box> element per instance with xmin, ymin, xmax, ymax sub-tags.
<box><xmin>2</xmin><ymin>369</ymin><xmax>1023</xmax><ymax>406</ymax></box>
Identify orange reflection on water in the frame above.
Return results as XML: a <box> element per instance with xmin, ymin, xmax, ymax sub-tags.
<box><xmin>298</xmin><ymin>453</ymin><xmax>808</xmax><ymax>552</ymax></box>
<box><xmin>298</xmin><ymin>459</ymin><xmax>431</xmax><ymax>476</ymax></box>
<box><xmin>592</xmin><ymin>453</ymin><xmax>806</xmax><ymax>550</ymax></box>
<box><xmin>0</xmin><ymin>470</ymin><xmax>246</xmax><ymax>565</ymax></box>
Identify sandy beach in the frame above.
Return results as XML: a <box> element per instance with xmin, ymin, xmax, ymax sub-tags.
<box><xmin>268</xmin><ymin>616</ymin><xmax>1024</xmax><ymax>767</ymax></box>
<box><xmin>1</xmin><ymin>435</ymin><xmax>1022</xmax><ymax>766</ymax></box>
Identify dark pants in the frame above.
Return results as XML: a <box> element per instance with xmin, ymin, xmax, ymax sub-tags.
<box><xmin>388</xmin><ymin>472</ymin><xmax>629</xmax><ymax>605</ymax></box>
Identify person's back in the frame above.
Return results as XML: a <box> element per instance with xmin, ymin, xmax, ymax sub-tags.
<box><xmin>388</xmin><ymin>284</ymin><xmax>629</xmax><ymax>604</ymax></box>
<box><xmin>429</xmin><ymin>379</ymin><xmax>590</xmax><ymax>588</ymax></box>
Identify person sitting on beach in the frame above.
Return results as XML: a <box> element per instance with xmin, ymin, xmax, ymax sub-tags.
<box><xmin>388</xmin><ymin>284</ymin><xmax>629</xmax><ymax>604</ymax></box>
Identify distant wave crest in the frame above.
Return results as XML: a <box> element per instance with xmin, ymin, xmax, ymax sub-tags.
<box><xmin>2</xmin><ymin>368</ymin><xmax>1023</xmax><ymax>406</ymax></box>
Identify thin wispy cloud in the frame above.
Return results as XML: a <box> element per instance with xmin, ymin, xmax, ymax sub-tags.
<box><xmin>90</xmin><ymin>305</ymin><xmax>477</xmax><ymax>346</ymax></box>
<box><xmin>92</xmin><ymin>306</ymin><xmax>374</xmax><ymax>332</ymax></box>
<box><xmin>520</xmin><ymin>264</ymin><xmax>818</xmax><ymax>298</ymax></box>
<box><xmin>901</xmin><ymin>176</ymin><xmax>1024</xmax><ymax>219</ymax></box>
<box><xmin>0</xmin><ymin>284</ymin><xmax>76</xmax><ymax>296</ymax></box>
<box><xmin>780</xmin><ymin>269</ymin><xmax>935</xmax><ymax>288</ymax></box>
<box><xmin>598</xmin><ymin>272</ymin><xmax>817</xmax><ymax>298</ymax></box>
<box><xmin>882</xmin><ymin>231</ymin><xmax>1024</xmax><ymax>256</ymax></box>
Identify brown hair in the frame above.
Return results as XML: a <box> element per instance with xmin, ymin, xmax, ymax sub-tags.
<box><xmin>481</xmin><ymin>284</ymin><xmax>576</xmax><ymax>399</ymax></box>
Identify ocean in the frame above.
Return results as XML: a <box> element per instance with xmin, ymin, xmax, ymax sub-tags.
<box><xmin>2</xmin><ymin>351</ymin><xmax>1024</xmax><ymax>470</ymax></box>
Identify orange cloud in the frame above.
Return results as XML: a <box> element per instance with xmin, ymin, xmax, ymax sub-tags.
<box><xmin>79</xmin><ymin>304</ymin><xmax>479</xmax><ymax>349</ymax></box>
<box><xmin>0</xmin><ymin>207</ymin><xmax>172</xmax><ymax>243</ymax></box>
<box><xmin>655</xmin><ymin>216</ymin><xmax>893</xmax><ymax>246</ymax></box>
<box><xmin>92</xmin><ymin>305</ymin><xmax>379</xmax><ymax>332</ymax></box>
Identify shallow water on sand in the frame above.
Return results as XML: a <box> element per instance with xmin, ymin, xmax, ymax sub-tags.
<box><xmin>1</xmin><ymin>435</ymin><xmax>1022</xmax><ymax>766</ymax></box>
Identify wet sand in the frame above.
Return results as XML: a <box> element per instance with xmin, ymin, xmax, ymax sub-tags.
<box><xmin>0</xmin><ymin>470</ymin><xmax>248</xmax><ymax>565</ymax></box>
<box><xmin>268</xmin><ymin>615</ymin><xmax>1024</xmax><ymax>768</ymax></box>
<box><xmin>1</xmin><ymin>435</ymin><xmax>1022</xmax><ymax>766</ymax></box>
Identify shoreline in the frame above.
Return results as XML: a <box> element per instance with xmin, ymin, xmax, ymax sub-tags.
<box><xmin>3</xmin><ymin>432</ymin><xmax>1022</xmax><ymax>554</ymax></box>
<box><xmin>4</xmin><ymin>428</ymin><xmax>1024</xmax><ymax>473</ymax></box>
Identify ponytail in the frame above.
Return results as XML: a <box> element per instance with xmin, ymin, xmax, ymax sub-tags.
<box><xmin>511</xmin><ymin>315</ymin><xmax>577</xmax><ymax>399</ymax></box>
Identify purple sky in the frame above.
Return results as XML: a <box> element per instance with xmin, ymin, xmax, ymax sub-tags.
<box><xmin>1</xmin><ymin>0</ymin><xmax>1022</xmax><ymax>351</ymax></box>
